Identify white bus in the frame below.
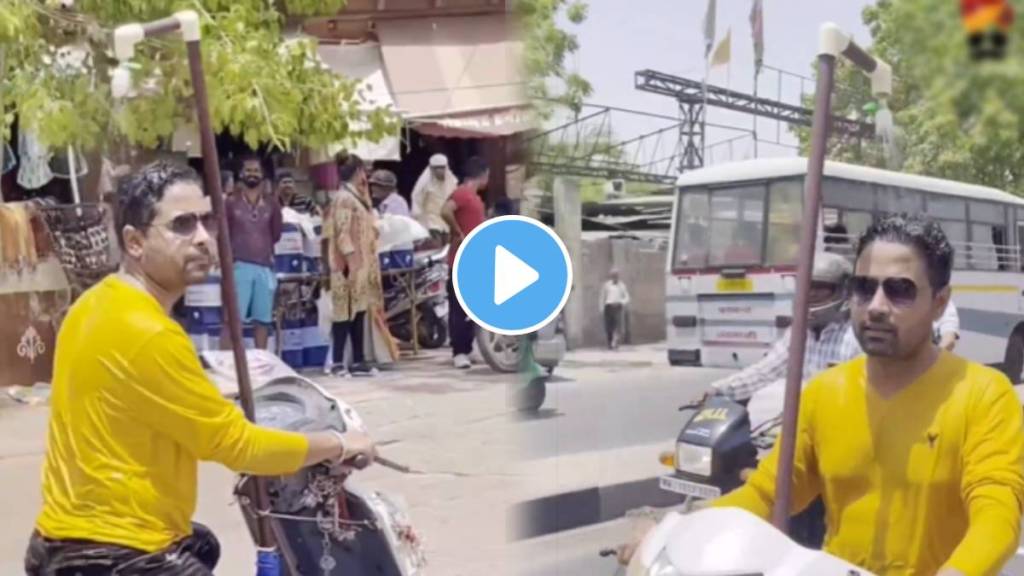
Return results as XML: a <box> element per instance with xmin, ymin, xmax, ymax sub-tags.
<box><xmin>666</xmin><ymin>157</ymin><xmax>1024</xmax><ymax>383</ymax></box>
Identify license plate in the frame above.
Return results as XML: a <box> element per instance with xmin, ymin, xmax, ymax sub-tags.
<box><xmin>659</xmin><ymin>475</ymin><xmax>721</xmax><ymax>499</ymax></box>
<box><xmin>715</xmin><ymin>278</ymin><xmax>753</xmax><ymax>292</ymax></box>
<box><xmin>434</xmin><ymin>301</ymin><xmax>449</xmax><ymax>318</ymax></box>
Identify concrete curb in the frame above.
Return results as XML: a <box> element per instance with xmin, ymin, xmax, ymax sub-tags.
<box><xmin>508</xmin><ymin>475</ymin><xmax>681</xmax><ymax>540</ymax></box>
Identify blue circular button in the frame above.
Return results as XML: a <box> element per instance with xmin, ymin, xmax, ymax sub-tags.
<box><xmin>453</xmin><ymin>216</ymin><xmax>573</xmax><ymax>336</ymax></box>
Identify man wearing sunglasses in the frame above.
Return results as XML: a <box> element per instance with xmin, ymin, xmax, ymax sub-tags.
<box><xmin>25</xmin><ymin>161</ymin><xmax>376</xmax><ymax>575</ymax></box>
<box><xmin>714</xmin><ymin>213</ymin><xmax>1024</xmax><ymax>576</ymax></box>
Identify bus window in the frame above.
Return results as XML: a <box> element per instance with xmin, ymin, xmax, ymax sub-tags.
<box><xmin>673</xmin><ymin>191</ymin><xmax>710</xmax><ymax>269</ymax></box>
<box><xmin>926</xmin><ymin>195</ymin><xmax>966</xmax><ymax>220</ymax></box>
<box><xmin>970</xmin><ymin>201</ymin><xmax>1005</xmax><ymax>224</ymax></box>
<box><xmin>823</xmin><ymin>178</ymin><xmax>874</xmax><ymax>211</ymax></box>
<box><xmin>938</xmin><ymin>221</ymin><xmax>968</xmax><ymax>269</ymax></box>
<box><xmin>876</xmin><ymin>186</ymin><xmax>922</xmax><ymax>214</ymax></box>
<box><xmin>707</xmin><ymin>185</ymin><xmax>766</xmax><ymax>267</ymax></box>
<box><xmin>969</xmin><ymin>223</ymin><xmax>1007</xmax><ymax>270</ymax></box>
<box><xmin>766</xmin><ymin>180</ymin><xmax>802</xmax><ymax>265</ymax></box>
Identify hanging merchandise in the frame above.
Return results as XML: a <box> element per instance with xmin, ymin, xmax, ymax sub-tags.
<box><xmin>171</xmin><ymin>123</ymin><xmax>203</xmax><ymax>158</ymax></box>
<box><xmin>2</xmin><ymin>140</ymin><xmax>16</xmax><ymax>175</ymax></box>
<box><xmin>34</xmin><ymin>201</ymin><xmax>117</xmax><ymax>298</ymax></box>
<box><xmin>17</xmin><ymin>131</ymin><xmax>54</xmax><ymax>190</ymax></box>
<box><xmin>50</xmin><ymin>146</ymin><xmax>89</xmax><ymax>179</ymax></box>
<box><xmin>0</xmin><ymin>203</ymin><xmax>38</xmax><ymax>272</ymax></box>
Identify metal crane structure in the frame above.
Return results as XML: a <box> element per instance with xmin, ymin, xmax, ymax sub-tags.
<box><xmin>634</xmin><ymin>68</ymin><xmax>876</xmax><ymax>172</ymax></box>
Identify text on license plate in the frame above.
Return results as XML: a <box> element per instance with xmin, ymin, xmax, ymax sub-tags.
<box><xmin>715</xmin><ymin>278</ymin><xmax>753</xmax><ymax>293</ymax></box>
<box><xmin>659</xmin><ymin>475</ymin><xmax>721</xmax><ymax>499</ymax></box>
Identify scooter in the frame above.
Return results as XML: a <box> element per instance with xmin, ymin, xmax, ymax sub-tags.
<box><xmin>383</xmin><ymin>245</ymin><xmax>450</xmax><ymax>349</ymax></box>
<box><xmin>476</xmin><ymin>314</ymin><xmax>567</xmax><ymax>412</ymax></box>
<box><xmin>201</xmin><ymin>350</ymin><xmax>427</xmax><ymax>576</ymax></box>
<box><xmin>604</xmin><ymin>507</ymin><xmax>876</xmax><ymax>576</ymax></box>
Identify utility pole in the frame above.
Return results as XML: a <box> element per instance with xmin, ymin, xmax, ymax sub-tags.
<box><xmin>553</xmin><ymin>176</ymin><xmax>583</xmax><ymax>348</ymax></box>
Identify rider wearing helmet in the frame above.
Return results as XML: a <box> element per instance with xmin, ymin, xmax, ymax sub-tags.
<box><xmin>709</xmin><ymin>251</ymin><xmax>861</xmax><ymax>429</ymax></box>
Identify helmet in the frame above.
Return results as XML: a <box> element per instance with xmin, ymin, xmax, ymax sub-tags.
<box><xmin>808</xmin><ymin>252</ymin><xmax>852</xmax><ymax>329</ymax></box>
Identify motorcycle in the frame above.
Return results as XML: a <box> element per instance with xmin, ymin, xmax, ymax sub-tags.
<box><xmin>475</xmin><ymin>314</ymin><xmax>566</xmax><ymax>412</ymax></box>
<box><xmin>201</xmin><ymin>350</ymin><xmax>427</xmax><ymax>576</ymax></box>
<box><xmin>604</xmin><ymin>507</ymin><xmax>875</xmax><ymax>576</ymax></box>
<box><xmin>383</xmin><ymin>245</ymin><xmax>450</xmax><ymax>350</ymax></box>
<box><xmin>656</xmin><ymin>393</ymin><xmax>827</xmax><ymax>549</ymax></box>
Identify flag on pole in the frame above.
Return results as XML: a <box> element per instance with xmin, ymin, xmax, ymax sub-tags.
<box><xmin>704</xmin><ymin>0</ymin><xmax>717</xmax><ymax>58</ymax></box>
<box><xmin>710</xmin><ymin>28</ymin><xmax>732</xmax><ymax>68</ymax></box>
<box><xmin>750</xmin><ymin>0</ymin><xmax>765</xmax><ymax>74</ymax></box>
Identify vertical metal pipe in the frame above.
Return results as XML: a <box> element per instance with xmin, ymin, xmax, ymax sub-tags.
<box><xmin>771</xmin><ymin>52</ymin><xmax>836</xmax><ymax>530</ymax></box>
<box><xmin>185</xmin><ymin>39</ymin><xmax>276</xmax><ymax>550</ymax></box>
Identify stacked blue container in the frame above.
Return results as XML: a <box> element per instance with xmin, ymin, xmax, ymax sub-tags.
<box><xmin>274</xmin><ymin>222</ymin><xmax>305</xmax><ymax>274</ymax></box>
<box><xmin>302</xmin><ymin>307</ymin><xmax>330</xmax><ymax>369</ymax></box>
<box><xmin>280</xmin><ymin>316</ymin><xmax>305</xmax><ymax>369</ymax></box>
<box><xmin>182</xmin><ymin>274</ymin><xmax>223</xmax><ymax>352</ymax></box>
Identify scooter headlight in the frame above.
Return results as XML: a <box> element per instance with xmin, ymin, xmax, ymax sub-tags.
<box><xmin>676</xmin><ymin>443</ymin><xmax>712</xmax><ymax>477</ymax></box>
<box><xmin>627</xmin><ymin>549</ymin><xmax>680</xmax><ymax>576</ymax></box>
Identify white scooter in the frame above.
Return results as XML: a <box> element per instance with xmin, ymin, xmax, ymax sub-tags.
<box><xmin>202</xmin><ymin>350</ymin><xmax>427</xmax><ymax>576</ymax></box>
<box><xmin>609</xmin><ymin>507</ymin><xmax>875</xmax><ymax>576</ymax></box>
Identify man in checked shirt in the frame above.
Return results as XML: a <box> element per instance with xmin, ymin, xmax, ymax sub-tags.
<box><xmin>709</xmin><ymin>251</ymin><xmax>861</xmax><ymax>427</ymax></box>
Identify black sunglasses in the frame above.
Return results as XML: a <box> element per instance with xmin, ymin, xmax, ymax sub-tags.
<box><xmin>850</xmin><ymin>276</ymin><xmax>918</xmax><ymax>308</ymax></box>
<box><xmin>155</xmin><ymin>212</ymin><xmax>219</xmax><ymax>238</ymax></box>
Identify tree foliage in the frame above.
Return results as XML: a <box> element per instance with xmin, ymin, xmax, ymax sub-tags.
<box><xmin>797</xmin><ymin>0</ymin><xmax>1024</xmax><ymax>195</ymax></box>
<box><xmin>516</xmin><ymin>0</ymin><xmax>592</xmax><ymax>115</ymax></box>
<box><xmin>0</xmin><ymin>0</ymin><xmax>397</xmax><ymax>152</ymax></box>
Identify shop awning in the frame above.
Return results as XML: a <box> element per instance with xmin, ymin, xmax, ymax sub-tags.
<box><xmin>316</xmin><ymin>42</ymin><xmax>401</xmax><ymax>161</ymax></box>
<box><xmin>376</xmin><ymin>14</ymin><xmax>532</xmax><ymax>138</ymax></box>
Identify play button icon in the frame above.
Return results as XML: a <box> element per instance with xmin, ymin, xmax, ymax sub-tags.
<box><xmin>494</xmin><ymin>245</ymin><xmax>539</xmax><ymax>305</ymax></box>
<box><xmin>453</xmin><ymin>216</ymin><xmax>573</xmax><ymax>336</ymax></box>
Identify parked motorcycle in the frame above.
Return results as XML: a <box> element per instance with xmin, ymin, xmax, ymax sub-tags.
<box><xmin>201</xmin><ymin>350</ymin><xmax>427</xmax><ymax>576</ymax></box>
<box><xmin>476</xmin><ymin>314</ymin><xmax>566</xmax><ymax>412</ymax></box>
<box><xmin>383</xmin><ymin>245</ymin><xmax>450</xmax><ymax>349</ymax></box>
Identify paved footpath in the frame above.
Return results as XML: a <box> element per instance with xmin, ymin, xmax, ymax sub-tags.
<box><xmin>0</xmin><ymin>349</ymin><xmax>528</xmax><ymax>576</ymax></box>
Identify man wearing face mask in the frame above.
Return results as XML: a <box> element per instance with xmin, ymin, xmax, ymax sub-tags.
<box><xmin>24</xmin><ymin>162</ymin><xmax>375</xmax><ymax>575</ymax></box>
<box><xmin>222</xmin><ymin>153</ymin><xmax>281</xmax><ymax>351</ymax></box>
<box><xmin>714</xmin><ymin>213</ymin><xmax>1024</xmax><ymax>576</ymax></box>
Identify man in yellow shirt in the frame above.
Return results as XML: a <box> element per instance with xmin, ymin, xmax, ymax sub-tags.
<box><xmin>715</xmin><ymin>213</ymin><xmax>1024</xmax><ymax>576</ymax></box>
<box><xmin>24</xmin><ymin>161</ymin><xmax>377</xmax><ymax>575</ymax></box>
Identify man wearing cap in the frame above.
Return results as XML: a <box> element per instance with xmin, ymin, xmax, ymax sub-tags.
<box><xmin>411</xmin><ymin>154</ymin><xmax>457</xmax><ymax>243</ymax></box>
<box><xmin>370</xmin><ymin>169</ymin><xmax>409</xmax><ymax>218</ymax></box>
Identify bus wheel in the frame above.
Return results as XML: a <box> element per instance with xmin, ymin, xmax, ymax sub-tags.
<box><xmin>1003</xmin><ymin>331</ymin><xmax>1024</xmax><ymax>385</ymax></box>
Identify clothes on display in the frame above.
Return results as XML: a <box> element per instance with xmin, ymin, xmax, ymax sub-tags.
<box><xmin>2</xmin><ymin>140</ymin><xmax>16</xmax><ymax>175</ymax></box>
<box><xmin>17</xmin><ymin>131</ymin><xmax>54</xmax><ymax>190</ymax></box>
<box><xmin>49</xmin><ymin>146</ymin><xmax>89</xmax><ymax>179</ymax></box>
<box><xmin>0</xmin><ymin>203</ymin><xmax>38</xmax><ymax>272</ymax></box>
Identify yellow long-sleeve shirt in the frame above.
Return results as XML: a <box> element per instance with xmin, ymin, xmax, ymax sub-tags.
<box><xmin>715</xmin><ymin>352</ymin><xmax>1024</xmax><ymax>576</ymax></box>
<box><xmin>36</xmin><ymin>275</ymin><xmax>310</xmax><ymax>552</ymax></box>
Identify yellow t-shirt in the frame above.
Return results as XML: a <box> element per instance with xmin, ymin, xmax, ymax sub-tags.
<box><xmin>715</xmin><ymin>352</ymin><xmax>1024</xmax><ymax>576</ymax></box>
<box><xmin>36</xmin><ymin>275</ymin><xmax>310</xmax><ymax>552</ymax></box>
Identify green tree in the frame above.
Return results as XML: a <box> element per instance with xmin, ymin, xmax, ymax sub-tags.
<box><xmin>516</xmin><ymin>0</ymin><xmax>592</xmax><ymax>115</ymax></box>
<box><xmin>796</xmin><ymin>0</ymin><xmax>1024</xmax><ymax>195</ymax></box>
<box><xmin>0</xmin><ymin>0</ymin><xmax>396</xmax><ymax>152</ymax></box>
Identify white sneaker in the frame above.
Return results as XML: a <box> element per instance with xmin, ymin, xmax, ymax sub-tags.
<box><xmin>453</xmin><ymin>354</ymin><xmax>472</xmax><ymax>369</ymax></box>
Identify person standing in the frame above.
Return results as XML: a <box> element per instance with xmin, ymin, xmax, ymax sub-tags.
<box><xmin>324</xmin><ymin>154</ymin><xmax>382</xmax><ymax>377</ymax></box>
<box><xmin>599</xmin><ymin>269</ymin><xmax>630</xmax><ymax>349</ymax></box>
<box><xmin>370</xmin><ymin>169</ymin><xmax>409</xmax><ymax>218</ymax></box>
<box><xmin>223</xmin><ymin>153</ymin><xmax>281</xmax><ymax>351</ymax></box>
<box><xmin>934</xmin><ymin>298</ymin><xmax>960</xmax><ymax>351</ymax></box>
<box><xmin>441</xmin><ymin>157</ymin><xmax>489</xmax><ymax>369</ymax></box>
<box><xmin>275</xmin><ymin>169</ymin><xmax>314</xmax><ymax>215</ymax></box>
<box><xmin>411</xmin><ymin>154</ymin><xmax>457</xmax><ymax>245</ymax></box>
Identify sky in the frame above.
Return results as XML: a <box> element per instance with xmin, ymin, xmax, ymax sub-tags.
<box><xmin>556</xmin><ymin>0</ymin><xmax>875</xmax><ymax>166</ymax></box>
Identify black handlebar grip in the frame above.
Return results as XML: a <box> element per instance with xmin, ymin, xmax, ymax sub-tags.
<box><xmin>598</xmin><ymin>548</ymin><xmax>617</xmax><ymax>558</ymax></box>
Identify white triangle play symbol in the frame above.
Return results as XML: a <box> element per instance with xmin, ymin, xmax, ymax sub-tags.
<box><xmin>494</xmin><ymin>245</ymin><xmax>540</xmax><ymax>305</ymax></box>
